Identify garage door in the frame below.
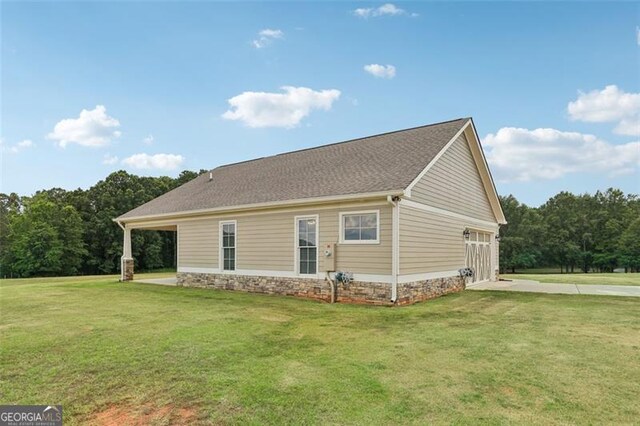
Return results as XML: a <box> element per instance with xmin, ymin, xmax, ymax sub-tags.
<box><xmin>465</xmin><ymin>231</ymin><xmax>492</xmax><ymax>283</ymax></box>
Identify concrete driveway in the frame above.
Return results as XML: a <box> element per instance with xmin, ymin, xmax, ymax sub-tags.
<box><xmin>133</xmin><ymin>277</ymin><xmax>177</xmax><ymax>286</ymax></box>
<box><xmin>468</xmin><ymin>279</ymin><xmax>640</xmax><ymax>297</ymax></box>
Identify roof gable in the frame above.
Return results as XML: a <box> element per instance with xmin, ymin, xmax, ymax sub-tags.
<box><xmin>405</xmin><ymin>119</ymin><xmax>506</xmax><ymax>224</ymax></box>
<box><xmin>118</xmin><ymin>118</ymin><xmax>469</xmax><ymax>220</ymax></box>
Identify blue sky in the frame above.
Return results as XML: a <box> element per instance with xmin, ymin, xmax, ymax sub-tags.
<box><xmin>1</xmin><ymin>1</ymin><xmax>639</xmax><ymax>206</ymax></box>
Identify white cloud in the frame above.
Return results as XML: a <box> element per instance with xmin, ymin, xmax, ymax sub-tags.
<box><xmin>363</xmin><ymin>64</ymin><xmax>396</xmax><ymax>79</ymax></box>
<box><xmin>259</xmin><ymin>29</ymin><xmax>283</xmax><ymax>38</ymax></box>
<box><xmin>222</xmin><ymin>86</ymin><xmax>341</xmax><ymax>128</ymax></box>
<box><xmin>47</xmin><ymin>105</ymin><xmax>121</xmax><ymax>148</ymax></box>
<box><xmin>567</xmin><ymin>85</ymin><xmax>640</xmax><ymax>136</ymax></box>
<box><xmin>637</xmin><ymin>26</ymin><xmax>640</xmax><ymax>46</ymax></box>
<box><xmin>252</xmin><ymin>28</ymin><xmax>284</xmax><ymax>48</ymax></box>
<box><xmin>483</xmin><ymin>127</ymin><xmax>640</xmax><ymax>182</ymax></box>
<box><xmin>353</xmin><ymin>3</ymin><xmax>415</xmax><ymax>18</ymax></box>
<box><xmin>102</xmin><ymin>154</ymin><xmax>119</xmax><ymax>165</ymax></box>
<box><xmin>3</xmin><ymin>139</ymin><xmax>34</xmax><ymax>154</ymax></box>
<box><xmin>143</xmin><ymin>134</ymin><xmax>154</xmax><ymax>145</ymax></box>
<box><xmin>122</xmin><ymin>153</ymin><xmax>185</xmax><ymax>170</ymax></box>
<box><xmin>614</xmin><ymin>119</ymin><xmax>640</xmax><ymax>136</ymax></box>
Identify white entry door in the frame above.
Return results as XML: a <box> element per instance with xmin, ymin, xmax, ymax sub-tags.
<box><xmin>465</xmin><ymin>231</ymin><xmax>492</xmax><ymax>283</ymax></box>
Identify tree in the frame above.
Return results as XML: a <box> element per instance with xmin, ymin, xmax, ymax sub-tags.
<box><xmin>1</xmin><ymin>169</ymin><xmax>203</xmax><ymax>278</ymax></box>
<box><xmin>9</xmin><ymin>220</ymin><xmax>63</xmax><ymax>277</ymax></box>
<box><xmin>540</xmin><ymin>192</ymin><xmax>581</xmax><ymax>272</ymax></box>
<box><xmin>4</xmin><ymin>196</ymin><xmax>86</xmax><ymax>277</ymax></box>
<box><xmin>501</xmin><ymin>189</ymin><xmax>639</xmax><ymax>273</ymax></box>
<box><xmin>618</xmin><ymin>218</ymin><xmax>640</xmax><ymax>272</ymax></box>
<box><xmin>498</xmin><ymin>195</ymin><xmax>545</xmax><ymax>273</ymax></box>
<box><xmin>0</xmin><ymin>193</ymin><xmax>22</xmax><ymax>277</ymax></box>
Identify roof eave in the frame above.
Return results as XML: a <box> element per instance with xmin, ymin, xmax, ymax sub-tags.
<box><xmin>113</xmin><ymin>190</ymin><xmax>404</xmax><ymax>224</ymax></box>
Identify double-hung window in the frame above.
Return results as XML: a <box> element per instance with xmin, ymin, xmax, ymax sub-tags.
<box><xmin>220</xmin><ymin>221</ymin><xmax>236</xmax><ymax>271</ymax></box>
<box><xmin>340</xmin><ymin>211</ymin><xmax>379</xmax><ymax>244</ymax></box>
<box><xmin>296</xmin><ymin>216</ymin><xmax>317</xmax><ymax>275</ymax></box>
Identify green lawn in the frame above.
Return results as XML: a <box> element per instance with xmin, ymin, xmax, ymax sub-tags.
<box><xmin>1</xmin><ymin>275</ymin><xmax>639</xmax><ymax>425</ymax></box>
<box><xmin>502</xmin><ymin>272</ymin><xmax>640</xmax><ymax>286</ymax></box>
<box><xmin>508</xmin><ymin>268</ymin><xmax>563</xmax><ymax>274</ymax></box>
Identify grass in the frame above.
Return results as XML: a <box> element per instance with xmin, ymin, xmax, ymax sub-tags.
<box><xmin>1</xmin><ymin>275</ymin><xmax>639</xmax><ymax>425</ymax></box>
<box><xmin>508</xmin><ymin>268</ymin><xmax>563</xmax><ymax>274</ymax></box>
<box><xmin>137</xmin><ymin>267</ymin><xmax>177</xmax><ymax>274</ymax></box>
<box><xmin>502</xmin><ymin>272</ymin><xmax>640</xmax><ymax>286</ymax></box>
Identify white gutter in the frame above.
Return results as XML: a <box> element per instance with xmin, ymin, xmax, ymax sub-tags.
<box><xmin>387</xmin><ymin>195</ymin><xmax>400</xmax><ymax>303</ymax></box>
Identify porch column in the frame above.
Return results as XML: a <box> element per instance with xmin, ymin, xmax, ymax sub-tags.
<box><xmin>121</xmin><ymin>226</ymin><xmax>134</xmax><ymax>281</ymax></box>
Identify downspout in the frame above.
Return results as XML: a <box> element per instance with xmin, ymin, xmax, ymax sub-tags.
<box><xmin>387</xmin><ymin>195</ymin><xmax>400</xmax><ymax>303</ymax></box>
<box><xmin>326</xmin><ymin>272</ymin><xmax>336</xmax><ymax>304</ymax></box>
<box><xmin>116</xmin><ymin>220</ymin><xmax>126</xmax><ymax>282</ymax></box>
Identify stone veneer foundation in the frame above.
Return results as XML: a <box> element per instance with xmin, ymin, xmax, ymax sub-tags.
<box><xmin>395</xmin><ymin>276</ymin><xmax>465</xmax><ymax>305</ymax></box>
<box><xmin>176</xmin><ymin>272</ymin><xmax>464</xmax><ymax>306</ymax></box>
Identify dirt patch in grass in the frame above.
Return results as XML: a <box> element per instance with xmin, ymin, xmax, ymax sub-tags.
<box><xmin>90</xmin><ymin>404</ymin><xmax>198</xmax><ymax>426</ymax></box>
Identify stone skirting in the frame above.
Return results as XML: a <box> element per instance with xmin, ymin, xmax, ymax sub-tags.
<box><xmin>396</xmin><ymin>276</ymin><xmax>465</xmax><ymax>305</ymax></box>
<box><xmin>176</xmin><ymin>272</ymin><xmax>464</xmax><ymax>306</ymax></box>
<box><xmin>122</xmin><ymin>258</ymin><xmax>134</xmax><ymax>281</ymax></box>
<box><xmin>178</xmin><ymin>272</ymin><xmax>334</xmax><ymax>302</ymax></box>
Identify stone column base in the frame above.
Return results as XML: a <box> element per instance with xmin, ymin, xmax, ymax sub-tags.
<box><xmin>121</xmin><ymin>258</ymin><xmax>134</xmax><ymax>281</ymax></box>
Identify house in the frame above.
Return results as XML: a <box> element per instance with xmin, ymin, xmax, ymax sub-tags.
<box><xmin>114</xmin><ymin>118</ymin><xmax>506</xmax><ymax>305</ymax></box>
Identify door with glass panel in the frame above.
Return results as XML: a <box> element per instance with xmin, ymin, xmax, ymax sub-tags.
<box><xmin>464</xmin><ymin>231</ymin><xmax>491</xmax><ymax>283</ymax></box>
<box><xmin>297</xmin><ymin>217</ymin><xmax>317</xmax><ymax>275</ymax></box>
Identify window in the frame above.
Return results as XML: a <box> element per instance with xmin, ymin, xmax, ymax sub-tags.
<box><xmin>221</xmin><ymin>221</ymin><xmax>236</xmax><ymax>271</ymax></box>
<box><xmin>340</xmin><ymin>211</ymin><xmax>379</xmax><ymax>244</ymax></box>
<box><xmin>297</xmin><ymin>217</ymin><xmax>317</xmax><ymax>275</ymax></box>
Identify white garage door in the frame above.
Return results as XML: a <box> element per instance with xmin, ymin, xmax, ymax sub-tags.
<box><xmin>465</xmin><ymin>231</ymin><xmax>492</xmax><ymax>283</ymax></box>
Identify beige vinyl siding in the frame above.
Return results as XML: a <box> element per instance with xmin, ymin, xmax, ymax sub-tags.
<box><xmin>399</xmin><ymin>205</ymin><xmax>466</xmax><ymax>274</ymax></box>
<box><xmin>410</xmin><ymin>133</ymin><xmax>496</xmax><ymax>222</ymax></box>
<box><xmin>175</xmin><ymin>201</ymin><xmax>392</xmax><ymax>275</ymax></box>
<box><xmin>178</xmin><ymin>219</ymin><xmax>218</xmax><ymax>268</ymax></box>
<box><xmin>320</xmin><ymin>205</ymin><xmax>392</xmax><ymax>275</ymax></box>
<box><xmin>236</xmin><ymin>211</ymin><xmax>294</xmax><ymax>271</ymax></box>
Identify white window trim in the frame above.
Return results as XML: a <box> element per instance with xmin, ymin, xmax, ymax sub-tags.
<box><xmin>339</xmin><ymin>210</ymin><xmax>380</xmax><ymax>245</ymax></box>
<box><xmin>219</xmin><ymin>220</ymin><xmax>237</xmax><ymax>272</ymax></box>
<box><xmin>294</xmin><ymin>214</ymin><xmax>320</xmax><ymax>277</ymax></box>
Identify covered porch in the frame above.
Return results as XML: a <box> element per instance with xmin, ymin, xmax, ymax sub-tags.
<box><xmin>117</xmin><ymin>221</ymin><xmax>178</xmax><ymax>282</ymax></box>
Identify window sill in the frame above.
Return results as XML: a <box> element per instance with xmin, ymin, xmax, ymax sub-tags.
<box><xmin>339</xmin><ymin>240</ymin><xmax>380</xmax><ymax>245</ymax></box>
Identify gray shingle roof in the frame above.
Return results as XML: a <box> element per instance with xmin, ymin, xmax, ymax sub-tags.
<box><xmin>118</xmin><ymin>118</ymin><xmax>469</xmax><ymax>220</ymax></box>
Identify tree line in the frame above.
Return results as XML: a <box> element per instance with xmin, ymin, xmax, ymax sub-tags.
<box><xmin>1</xmin><ymin>171</ymin><xmax>638</xmax><ymax>278</ymax></box>
<box><xmin>0</xmin><ymin>170</ymin><xmax>205</xmax><ymax>278</ymax></box>
<box><xmin>499</xmin><ymin>189</ymin><xmax>640</xmax><ymax>273</ymax></box>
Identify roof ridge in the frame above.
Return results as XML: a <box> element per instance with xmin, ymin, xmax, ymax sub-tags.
<box><xmin>214</xmin><ymin>117</ymin><xmax>470</xmax><ymax>171</ymax></box>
